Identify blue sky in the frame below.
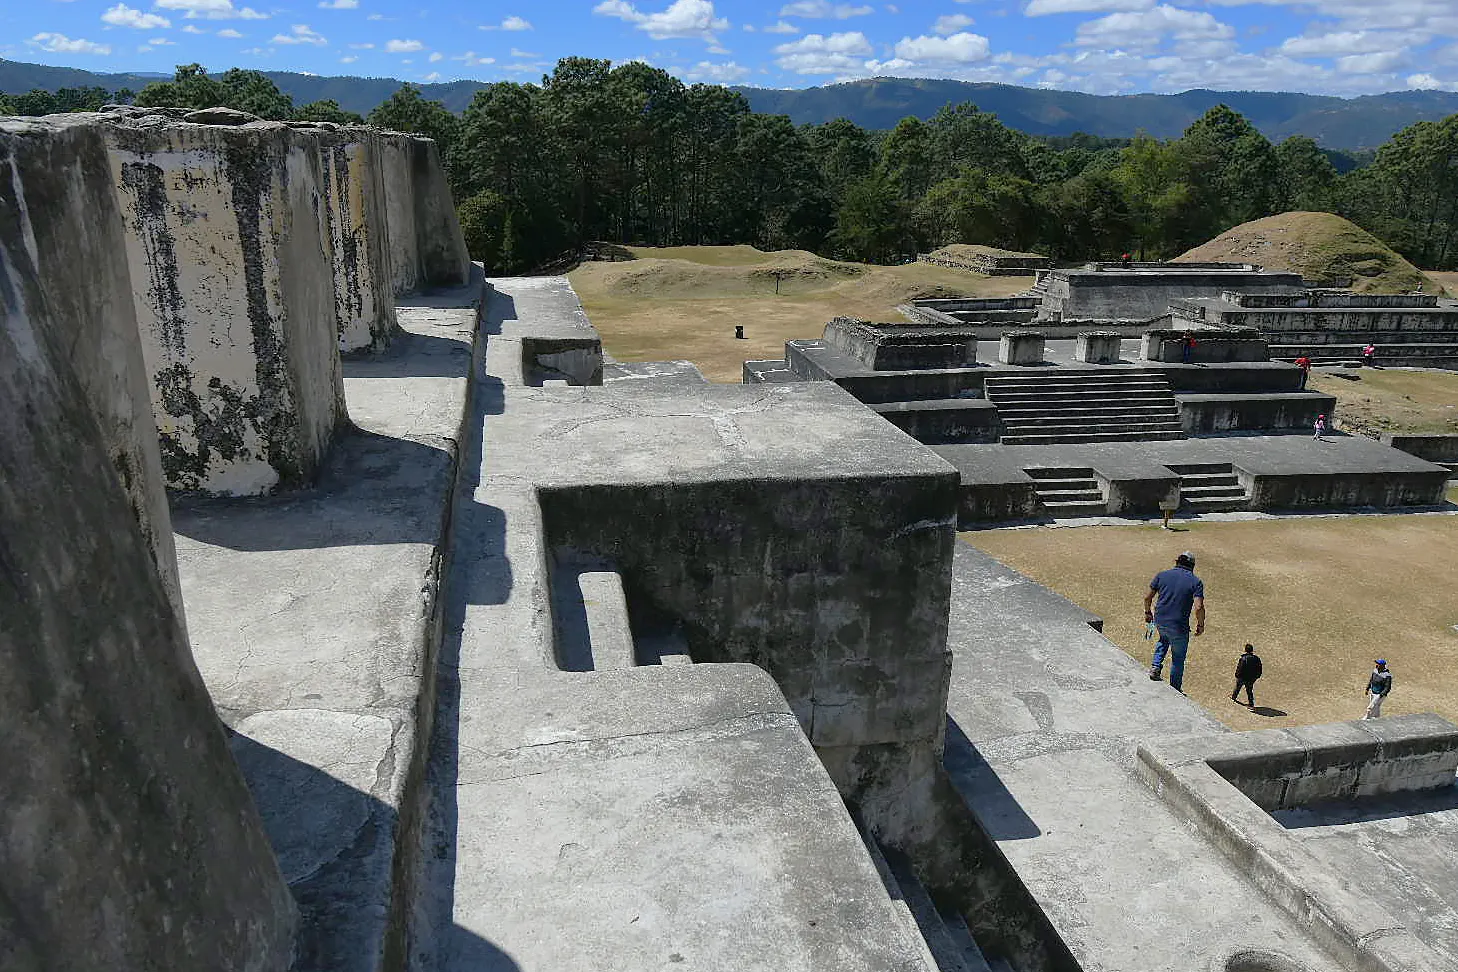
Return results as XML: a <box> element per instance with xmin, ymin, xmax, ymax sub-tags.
<box><xmin>5</xmin><ymin>0</ymin><xmax>1458</xmax><ymax>96</ymax></box>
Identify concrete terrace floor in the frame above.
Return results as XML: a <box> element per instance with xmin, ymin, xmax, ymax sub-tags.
<box><xmin>945</xmin><ymin>544</ymin><xmax>1371</xmax><ymax>972</ymax></box>
<box><xmin>171</xmin><ymin>279</ymin><xmax>481</xmax><ymax>971</ymax></box>
<box><xmin>935</xmin><ymin>429</ymin><xmax>1445</xmax><ymax>486</ymax></box>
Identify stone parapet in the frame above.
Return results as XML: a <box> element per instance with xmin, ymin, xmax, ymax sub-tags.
<box><xmin>824</xmin><ymin>316</ymin><xmax>979</xmax><ymax>370</ymax></box>
<box><xmin>1</xmin><ymin>115</ymin><xmax>296</xmax><ymax>972</ymax></box>
<box><xmin>1075</xmin><ymin>330</ymin><xmax>1123</xmax><ymax>363</ymax></box>
<box><xmin>376</xmin><ymin>131</ymin><xmax>470</xmax><ymax>295</ymax></box>
<box><xmin>102</xmin><ymin>113</ymin><xmax>349</xmax><ymax>495</ymax></box>
<box><xmin>999</xmin><ymin>329</ymin><xmax>1045</xmax><ymax>365</ymax></box>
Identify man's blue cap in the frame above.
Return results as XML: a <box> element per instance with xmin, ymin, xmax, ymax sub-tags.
<box><xmin>1376</xmin><ymin>659</ymin><xmax>1387</xmax><ymax>666</ymax></box>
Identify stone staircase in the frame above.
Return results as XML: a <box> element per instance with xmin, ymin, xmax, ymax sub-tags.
<box><xmin>863</xmin><ymin>830</ymin><xmax>1012</xmax><ymax>972</ymax></box>
<box><xmin>1168</xmin><ymin>462</ymin><xmax>1249</xmax><ymax>513</ymax></box>
<box><xmin>1026</xmin><ymin>467</ymin><xmax>1107</xmax><ymax>518</ymax></box>
<box><xmin>985</xmin><ymin>371</ymin><xmax>1188</xmax><ymax>445</ymax></box>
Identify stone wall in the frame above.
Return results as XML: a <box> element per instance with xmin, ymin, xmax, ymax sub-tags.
<box><xmin>378</xmin><ymin>132</ymin><xmax>470</xmax><ymax>295</ymax></box>
<box><xmin>1</xmin><ymin>118</ymin><xmax>295</xmax><ymax>972</ymax></box>
<box><xmin>1038</xmin><ymin>267</ymin><xmax>1304</xmax><ymax>322</ymax></box>
<box><xmin>0</xmin><ymin>115</ymin><xmax>184</xmax><ymax>620</ymax></box>
<box><xmin>309</xmin><ymin>124</ymin><xmax>397</xmax><ymax>352</ymax></box>
<box><xmin>104</xmin><ymin>113</ymin><xmax>349</xmax><ymax>495</ymax></box>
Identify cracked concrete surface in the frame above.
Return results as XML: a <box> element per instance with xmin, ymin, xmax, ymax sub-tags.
<box><xmin>173</xmin><ymin>275</ymin><xmax>480</xmax><ymax>971</ymax></box>
<box><xmin>412</xmin><ymin>276</ymin><xmax>941</xmax><ymax>972</ymax></box>
<box><xmin>945</xmin><ymin>544</ymin><xmax>1356</xmax><ymax>972</ymax></box>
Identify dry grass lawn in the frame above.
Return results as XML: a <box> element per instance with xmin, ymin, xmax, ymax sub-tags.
<box><xmin>568</xmin><ymin>245</ymin><xmax>1032</xmax><ymax>382</ymax></box>
<box><xmin>1312</xmin><ymin>369</ymin><xmax>1458</xmax><ymax>435</ymax></box>
<box><xmin>963</xmin><ymin>516</ymin><xmax>1458</xmax><ymax>730</ymax></box>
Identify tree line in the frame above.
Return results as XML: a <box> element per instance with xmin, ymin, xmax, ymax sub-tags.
<box><xmin>9</xmin><ymin>59</ymin><xmax>1458</xmax><ymax>272</ymax></box>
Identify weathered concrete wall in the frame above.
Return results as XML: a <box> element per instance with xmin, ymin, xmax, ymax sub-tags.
<box><xmin>308</xmin><ymin>124</ymin><xmax>397</xmax><ymax>351</ymax></box>
<box><xmin>1</xmin><ymin>115</ymin><xmax>186</xmax><ymax>619</ymax></box>
<box><xmin>1383</xmin><ymin>432</ymin><xmax>1458</xmax><ymax>465</ymax></box>
<box><xmin>1</xmin><ymin>153</ymin><xmax>296</xmax><ymax>969</ymax></box>
<box><xmin>1039</xmin><ymin>268</ymin><xmax>1303</xmax><ymax>322</ymax></box>
<box><xmin>377</xmin><ymin>132</ymin><xmax>469</xmax><ymax>295</ymax></box>
<box><xmin>999</xmin><ymin>330</ymin><xmax>1044</xmax><ymax>364</ymax></box>
<box><xmin>824</xmin><ymin>316</ymin><xmax>979</xmax><ymax>370</ymax></box>
<box><xmin>1177</xmin><ymin>392</ymin><xmax>1334</xmax><ymax>433</ymax></box>
<box><xmin>872</xmin><ymin>399</ymin><xmax>1002</xmax><ymax>444</ymax></box>
<box><xmin>105</xmin><ymin>114</ymin><xmax>348</xmax><ymax>494</ymax></box>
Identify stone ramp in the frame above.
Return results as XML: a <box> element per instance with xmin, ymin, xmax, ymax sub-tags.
<box><xmin>943</xmin><ymin>544</ymin><xmax>1354</xmax><ymax>972</ymax></box>
<box><xmin>173</xmin><ymin>275</ymin><xmax>484</xmax><ymax>971</ymax></box>
<box><xmin>413</xmin><ymin>277</ymin><xmax>942</xmax><ymax>972</ymax></box>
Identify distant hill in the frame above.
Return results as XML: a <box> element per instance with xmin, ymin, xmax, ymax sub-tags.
<box><xmin>736</xmin><ymin>79</ymin><xmax>1458</xmax><ymax>150</ymax></box>
<box><xmin>1175</xmin><ymin>212</ymin><xmax>1432</xmax><ymax>294</ymax></box>
<box><xmin>6</xmin><ymin>58</ymin><xmax>1458</xmax><ymax>149</ymax></box>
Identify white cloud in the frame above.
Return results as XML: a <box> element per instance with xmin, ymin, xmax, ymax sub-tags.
<box><xmin>318</xmin><ymin>0</ymin><xmax>358</xmax><ymax>8</ymax></box>
<box><xmin>778</xmin><ymin>0</ymin><xmax>873</xmax><ymax>17</ymax></box>
<box><xmin>479</xmin><ymin>14</ymin><xmax>532</xmax><ymax>29</ymax></box>
<box><xmin>934</xmin><ymin>13</ymin><xmax>974</xmax><ymax>35</ymax></box>
<box><xmin>428</xmin><ymin>51</ymin><xmax>442</xmax><ymax>61</ymax></box>
<box><xmin>340</xmin><ymin>54</ymin><xmax>357</xmax><ymax>62</ymax></box>
<box><xmin>763</xmin><ymin>20</ymin><xmax>799</xmax><ymax>33</ymax></box>
<box><xmin>181</xmin><ymin>23</ymin><xmax>205</xmax><ymax>32</ymax></box>
<box><xmin>1279</xmin><ymin>29</ymin><xmax>1421</xmax><ymax>58</ymax></box>
<box><xmin>384</xmin><ymin>37</ymin><xmax>423</xmax><ymax>51</ymax></box>
<box><xmin>773</xmin><ymin>30</ymin><xmax>872</xmax><ymax>74</ymax></box>
<box><xmin>149</xmin><ymin>35</ymin><xmax>175</xmax><ymax>43</ymax></box>
<box><xmin>28</xmin><ymin>32</ymin><xmax>111</xmax><ymax>54</ymax></box>
<box><xmin>454</xmin><ymin>51</ymin><xmax>496</xmax><ymax>65</ymax></box>
<box><xmin>102</xmin><ymin>4</ymin><xmax>171</xmax><ymax>29</ymax></box>
<box><xmin>888</xmin><ymin>31</ymin><xmax>990</xmax><ymax>64</ymax></box>
<box><xmin>683</xmin><ymin>59</ymin><xmax>751</xmax><ymax>81</ymax></box>
<box><xmin>1336</xmin><ymin>50</ymin><xmax>1406</xmax><ymax>73</ymax></box>
<box><xmin>510</xmin><ymin>46</ymin><xmax>538</xmax><ymax>57</ymax></box>
<box><xmin>217</xmin><ymin>26</ymin><xmax>242</xmax><ymax>36</ymax></box>
<box><xmin>1075</xmin><ymin>5</ymin><xmax>1234</xmax><ymax>53</ymax></box>
<box><xmin>1408</xmin><ymin>72</ymin><xmax>1458</xmax><ymax>91</ymax></box>
<box><xmin>240</xmin><ymin>45</ymin><xmax>269</xmax><ymax>53</ymax></box>
<box><xmin>1025</xmin><ymin>0</ymin><xmax>1152</xmax><ymax>14</ymax></box>
<box><xmin>367</xmin><ymin>12</ymin><xmax>386</xmax><ymax>18</ymax></box>
<box><xmin>154</xmin><ymin>0</ymin><xmax>268</xmax><ymax>20</ymax></box>
<box><xmin>423</xmin><ymin>71</ymin><xmax>441</xmax><ymax>80</ymax></box>
<box><xmin>593</xmin><ymin>0</ymin><xmax>728</xmax><ymax>41</ymax></box>
<box><xmin>272</xmin><ymin>23</ymin><xmax>326</xmax><ymax>43</ymax></box>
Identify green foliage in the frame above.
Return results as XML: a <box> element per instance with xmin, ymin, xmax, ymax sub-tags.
<box><xmin>367</xmin><ymin>83</ymin><xmax>458</xmax><ymax>150</ymax></box>
<box><xmin>0</xmin><ymin>86</ymin><xmax>114</xmax><ymax>115</ymax></box>
<box><xmin>1275</xmin><ymin>136</ymin><xmax>1339</xmax><ymax>212</ymax></box>
<box><xmin>293</xmin><ymin>99</ymin><xmax>363</xmax><ymax>124</ymax></box>
<box><xmin>134</xmin><ymin>64</ymin><xmax>294</xmax><ymax>119</ymax></box>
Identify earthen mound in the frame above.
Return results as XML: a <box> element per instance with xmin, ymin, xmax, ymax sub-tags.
<box><xmin>1175</xmin><ymin>212</ymin><xmax>1432</xmax><ymax>294</ymax></box>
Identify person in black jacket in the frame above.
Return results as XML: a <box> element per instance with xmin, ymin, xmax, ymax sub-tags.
<box><xmin>1231</xmin><ymin>643</ymin><xmax>1262</xmax><ymax>707</ymax></box>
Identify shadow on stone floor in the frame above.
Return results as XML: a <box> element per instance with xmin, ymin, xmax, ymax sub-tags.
<box><xmin>942</xmin><ymin>717</ymin><xmax>1042</xmax><ymax>841</ymax></box>
<box><xmin>343</xmin><ymin>328</ymin><xmax>473</xmax><ymax>380</ymax></box>
<box><xmin>227</xmin><ymin>732</ymin><xmax>521</xmax><ymax>972</ymax></box>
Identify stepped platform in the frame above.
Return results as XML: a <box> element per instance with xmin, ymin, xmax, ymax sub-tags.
<box><xmin>416</xmin><ymin>276</ymin><xmax>959</xmax><ymax>971</ymax></box>
<box><xmin>946</xmin><ymin>545</ymin><xmax>1456</xmax><ymax>971</ymax></box>
<box><xmin>935</xmin><ymin>433</ymin><xmax>1450</xmax><ymax>524</ymax></box>
<box><xmin>172</xmin><ymin>273</ymin><xmax>486</xmax><ymax>969</ymax></box>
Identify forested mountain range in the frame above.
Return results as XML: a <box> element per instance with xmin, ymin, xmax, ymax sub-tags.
<box><xmin>6</xmin><ymin>57</ymin><xmax>1458</xmax><ymax>149</ymax></box>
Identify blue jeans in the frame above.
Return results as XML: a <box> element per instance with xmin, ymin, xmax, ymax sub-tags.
<box><xmin>1152</xmin><ymin>627</ymin><xmax>1191</xmax><ymax>691</ymax></box>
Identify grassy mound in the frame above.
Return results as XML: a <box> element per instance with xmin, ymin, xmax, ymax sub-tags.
<box><xmin>572</xmin><ymin>248</ymin><xmax>867</xmax><ymax>299</ymax></box>
<box><xmin>1174</xmin><ymin>212</ymin><xmax>1433</xmax><ymax>294</ymax></box>
<box><xmin>928</xmin><ymin>243</ymin><xmax>1046</xmax><ymax>261</ymax></box>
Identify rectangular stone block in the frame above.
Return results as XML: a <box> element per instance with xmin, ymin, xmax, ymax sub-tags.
<box><xmin>104</xmin><ymin>114</ymin><xmax>348</xmax><ymax>494</ymax></box>
<box><xmin>1075</xmin><ymin>330</ymin><xmax>1122</xmax><ymax>363</ymax></box>
<box><xmin>309</xmin><ymin>124</ymin><xmax>397</xmax><ymax>352</ymax></box>
<box><xmin>999</xmin><ymin>330</ymin><xmax>1044</xmax><ymax>365</ymax></box>
<box><xmin>377</xmin><ymin>131</ymin><xmax>470</xmax><ymax>295</ymax></box>
<box><xmin>1</xmin><ymin>115</ymin><xmax>184</xmax><ymax>620</ymax></box>
<box><xmin>2</xmin><ymin>130</ymin><xmax>296</xmax><ymax>969</ymax></box>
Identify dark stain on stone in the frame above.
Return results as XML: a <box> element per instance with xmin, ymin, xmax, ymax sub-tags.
<box><xmin>118</xmin><ymin>161</ymin><xmax>187</xmax><ymax>358</ymax></box>
<box><xmin>154</xmin><ymin>362</ymin><xmax>251</xmax><ymax>489</ymax></box>
<box><xmin>223</xmin><ymin>134</ymin><xmax>304</xmax><ymax>487</ymax></box>
<box><xmin>326</xmin><ymin>143</ymin><xmax>364</xmax><ymax>336</ymax></box>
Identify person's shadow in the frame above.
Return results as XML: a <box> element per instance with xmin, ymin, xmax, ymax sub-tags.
<box><xmin>1250</xmin><ymin>705</ymin><xmax>1287</xmax><ymax>718</ymax></box>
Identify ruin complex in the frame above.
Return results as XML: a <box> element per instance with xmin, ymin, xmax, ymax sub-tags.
<box><xmin>4</xmin><ymin>106</ymin><xmax>1457</xmax><ymax>972</ymax></box>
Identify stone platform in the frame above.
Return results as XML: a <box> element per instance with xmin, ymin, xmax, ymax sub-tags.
<box><xmin>172</xmin><ymin>273</ymin><xmax>483</xmax><ymax>970</ymax></box>
<box><xmin>936</xmin><ymin>433</ymin><xmax>1450</xmax><ymax>524</ymax></box>
<box><xmin>415</xmin><ymin>276</ymin><xmax>957</xmax><ymax>971</ymax></box>
<box><xmin>944</xmin><ymin>544</ymin><xmax>1456</xmax><ymax>972</ymax></box>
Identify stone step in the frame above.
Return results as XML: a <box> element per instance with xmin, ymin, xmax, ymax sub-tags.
<box><xmin>994</xmin><ymin>403</ymin><xmax>1181</xmax><ymax>416</ymax></box>
<box><xmin>1183</xmin><ymin>496</ymin><xmax>1249</xmax><ymax>513</ymax></box>
<box><xmin>1181</xmin><ymin>484</ymin><xmax>1246</xmax><ymax>500</ymax></box>
<box><xmin>986</xmin><ymin>369</ymin><xmax>1161</xmax><ymax>382</ymax></box>
<box><xmin>1042</xmin><ymin>498</ymin><xmax>1110</xmax><ymax>516</ymax></box>
<box><xmin>1179</xmin><ymin>475</ymin><xmax>1241</xmax><ymax>489</ymax></box>
<box><xmin>881</xmin><ymin>846</ymin><xmax>972</xmax><ymax>972</ymax></box>
<box><xmin>996</xmin><ymin>410</ymin><xmax>1180</xmax><ymax>426</ymax></box>
<box><xmin>1004</xmin><ymin>429</ymin><xmax>1189</xmax><ymax>445</ymax></box>
<box><xmin>940</xmin><ymin>909</ymin><xmax>994</xmax><ymax>972</ymax></box>
<box><xmin>1166</xmin><ymin>462</ymin><xmax>1235</xmax><ymax>475</ymax></box>
<box><xmin>1038</xmin><ymin>488</ymin><xmax>1104</xmax><ymax>502</ymax></box>
<box><xmin>986</xmin><ymin>382</ymin><xmax>1171</xmax><ymax>397</ymax></box>
<box><xmin>988</xmin><ymin>391</ymin><xmax>1176</xmax><ymax>405</ymax></box>
<box><xmin>1001</xmin><ymin>421</ymin><xmax>1187</xmax><ymax>436</ymax></box>
<box><xmin>1024</xmin><ymin>466</ymin><xmax>1097</xmax><ymax>480</ymax></box>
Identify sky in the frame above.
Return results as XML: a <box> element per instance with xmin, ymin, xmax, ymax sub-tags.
<box><xmin>5</xmin><ymin>0</ymin><xmax>1458</xmax><ymax>98</ymax></box>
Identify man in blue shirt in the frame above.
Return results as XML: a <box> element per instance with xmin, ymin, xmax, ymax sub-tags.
<box><xmin>1143</xmin><ymin>551</ymin><xmax>1206</xmax><ymax>692</ymax></box>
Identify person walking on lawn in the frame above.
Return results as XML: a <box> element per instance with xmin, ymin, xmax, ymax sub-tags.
<box><xmin>1364</xmin><ymin>659</ymin><xmax>1393</xmax><ymax>719</ymax></box>
<box><xmin>1231</xmin><ymin>643</ymin><xmax>1262</xmax><ymax>707</ymax></box>
<box><xmin>1144</xmin><ymin>551</ymin><xmax>1205</xmax><ymax>692</ymax></box>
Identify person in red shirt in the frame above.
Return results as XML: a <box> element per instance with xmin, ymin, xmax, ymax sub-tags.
<box><xmin>1294</xmin><ymin>355</ymin><xmax>1311</xmax><ymax>389</ymax></box>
